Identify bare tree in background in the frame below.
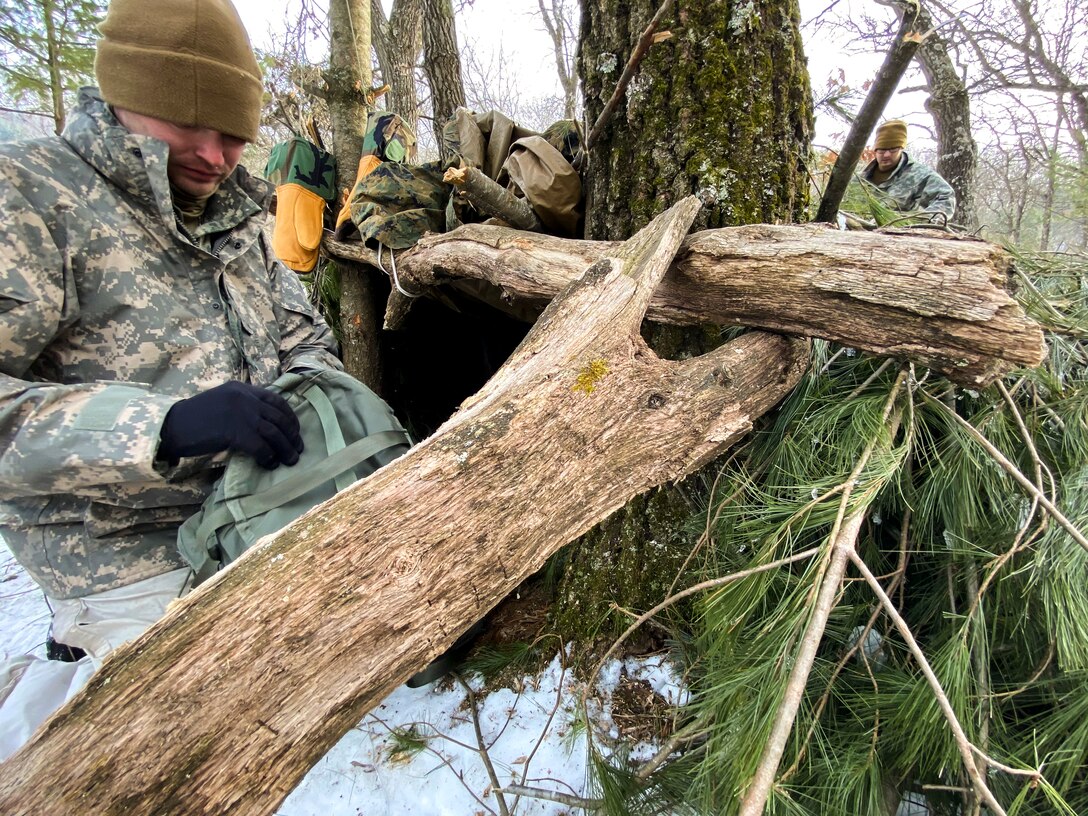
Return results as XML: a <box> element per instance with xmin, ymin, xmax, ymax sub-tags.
<box><xmin>973</xmin><ymin>96</ymin><xmax>1086</xmax><ymax>250</ymax></box>
<box><xmin>927</xmin><ymin>0</ymin><xmax>1087</xmax><ymax>248</ymax></box>
<box><xmin>818</xmin><ymin>0</ymin><xmax>1086</xmax><ymax>248</ymax></box>
<box><xmin>928</xmin><ymin>0</ymin><xmax>1087</xmax><ymax>164</ymax></box>
<box><xmin>252</xmin><ymin>3</ymin><xmax>332</xmax><ymax>161</ymax></box>
<box><xmin>460</xmin><ymin>39</ymin><xmax>520</xmax><ymax>116</ymax></box>
<box><xmin>421</xmin><ymin>0</ymin><xmax>465</xmax><ymax>157</ymax></box>
<box><xmin>893</xmin><ymin>0</ymin><xmax>978</xmax><ymax>226</ymax></box>
<box><xmin>460</xmin><ymin>38</ymin><xmax>567</xmax><ymax>130</ymax></box>
<box><xmin>371</xmin><ymin>0</ymin><xmax>423</xmax><ymax>159</ymax></box>
<box><xmin>535</xmin><ymin>0</ymin><xmax>579</xmax><ymax>121</ymax></box>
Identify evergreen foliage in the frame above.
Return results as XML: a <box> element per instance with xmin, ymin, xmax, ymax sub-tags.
<box><xmin>0</xmin><ymin>0</ymin><xmax>104</xmax><ymax>131</ymax></box>
<box><xmin>301</xmin><ymin>260</ymin><xmax>343</xmax><ymax>345</ymax></box>
<box><xmin>582</xmin><ymin>249</ymin><xmax>1088</xmax><ymax>815</ymax></box>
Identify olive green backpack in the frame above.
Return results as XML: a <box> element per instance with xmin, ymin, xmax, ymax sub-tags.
<box><xmin>177</xmin><ymin>369</ymin><xmax>411</xmax><ymax>583</ymax></box>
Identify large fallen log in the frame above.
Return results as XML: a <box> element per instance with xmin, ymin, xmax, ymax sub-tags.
<box><xmin>329</xmin><ymin>222</ymin><xmax>1045</xmax><ymax>386</ymax></box>
<box><xmin>0</xmin><ymin>199</ymin><xmax>809</xmax><ymax>815</ymax></box>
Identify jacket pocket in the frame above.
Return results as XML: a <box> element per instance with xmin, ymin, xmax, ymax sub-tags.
<box><xmin>83</xmin><ymin>501</ymin><xmax>194</xmax><ymax>540</ymax></box>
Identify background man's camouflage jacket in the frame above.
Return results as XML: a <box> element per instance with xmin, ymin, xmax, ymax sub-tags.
<box><xmin>0</xmin><ymin>89</ymin><xmax>341</xmax><ymax>600</ymax></box>
<box><xmin>861</xmin><ymin>151</ymin><xmax>956</xmax><ymax>218</ymax></box>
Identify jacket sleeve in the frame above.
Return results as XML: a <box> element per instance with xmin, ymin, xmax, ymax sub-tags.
<box><xmin>263</xmin><ymin>235</ymin><xmax>343</xmax><ymax>374</ymax></box>
<box><xmin>0</xmin><ymin>184</ymin><xmax>180</xmax><ymax>499</ymax></box>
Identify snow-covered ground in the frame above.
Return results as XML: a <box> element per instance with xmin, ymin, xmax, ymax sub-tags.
<box><xmin>0</xmin><ymin>539</ymin><xmax>685</xmax><ymax>814</ymax></box>
<box><xmin>0</xmin><ymin>541</ymin><xmax>52</xmax><ymax>659</ymax></box>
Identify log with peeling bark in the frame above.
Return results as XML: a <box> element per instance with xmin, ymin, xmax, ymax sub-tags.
<box><xmin>0</xmin><ymin>198</ymin><xmax>809</xmax><ymax>816</ymax></box>
<box><xmin>444</xmin><ymin>164</ymin><xmax>544</xmax><ymax>231</ymax></box>
<box><xmin>362</xmin><ymin>222</ymin><xmax>1044</xmax><ymax>386</ymax></box>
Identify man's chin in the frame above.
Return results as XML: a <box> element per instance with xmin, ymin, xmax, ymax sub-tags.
<box><xmin>183</xmin><ymin>183</ymin><xmax>220</xmax><ymax>197</ymax></box>
<box><xmin>171</xmin><ymin>174</ymin><xmax>224</xmax><ymax>198</ymax></box>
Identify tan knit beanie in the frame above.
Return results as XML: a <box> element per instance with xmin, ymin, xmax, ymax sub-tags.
<box><xmin>95</xmin><ymin>0</ymin><xmax>263</xmax><ymax>142</ymax></box>
<box><xmin>873</xmin><ymin>120</ymin><xmax>908</xmax><ymax>150</ymax></box>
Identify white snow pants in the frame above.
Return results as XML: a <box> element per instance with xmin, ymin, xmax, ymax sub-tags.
<box><xmin>0</xmin><ymin>567</ymin><xmax>191</xmax><ymax>761</ymax></box>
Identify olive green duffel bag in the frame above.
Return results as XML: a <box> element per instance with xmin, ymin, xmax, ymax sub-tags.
<box><xmin>177</xmin><ymin>369</ymin><xmax>411</xmax><ymax>583</ymax></box>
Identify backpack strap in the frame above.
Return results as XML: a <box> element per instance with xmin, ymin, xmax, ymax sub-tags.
<box><xmin>185</xmin><ymin>428</ymin><xmax>408</xmax><ymax>580</ymax></box>
<box><xmin>181</xmin><ymin>370</ymin><xmax>412</xmax><ymax>580</ymax></box>
<box><xmin>229</xmin><ymin>429</ymin><xmax>409</xmax><ymax>519</ymax></box>
<box><xmin>298</xmin><ymin>379</ymin><xmax>357</xmax><ymax>492</ymax></box>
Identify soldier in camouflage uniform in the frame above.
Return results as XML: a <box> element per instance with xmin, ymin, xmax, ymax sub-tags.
<box><xmin>0</xmin><ymin>0</ymin><xmax>339</xmax><ymax>757</ymax></box>
<box><xmin>860</xmin><ymin>120</ymin><xmax>956</xmax><ymax>220</ymax></box>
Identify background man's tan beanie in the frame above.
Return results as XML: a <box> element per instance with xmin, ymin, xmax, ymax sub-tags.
<box><xmin>873</xmin><ymin>120</ymin><xmax>908</xmax><ymax>150</ymax></box>
<box><xmin>95</xmin><ymin>0</ymin><xmax>263</xmax><ymax>142</ymax></box>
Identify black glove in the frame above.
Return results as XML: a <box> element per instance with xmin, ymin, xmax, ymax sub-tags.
<box><xmin>158</xmin><ymin>381</ymin><xmax>303</xmax><ymax>469</ymax></box>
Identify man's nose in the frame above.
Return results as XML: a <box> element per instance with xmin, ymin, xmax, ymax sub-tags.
<box><xmin>193</xmin><ymin>131</ymin><xmax>228</xmax><ymax>167</ymax></box>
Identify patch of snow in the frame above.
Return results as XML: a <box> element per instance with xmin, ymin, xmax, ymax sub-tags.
<box><xmin>284</xmin><ymin>654</ymin><xmax>588</xmax><ymax>815</ymax></box>
<box><xmin>0</xmin><ymin>538</ymin><xmax>50</xmax><ymax>660</ymax></box>
<box><xmin>0</xmin><ymin>538</ymin><xmax>688</xmax><ymax>814</ymax></box>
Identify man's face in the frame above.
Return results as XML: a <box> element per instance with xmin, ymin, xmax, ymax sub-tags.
<box><xmin>874</xmin><ymin>147</ymin><xmax>903</xmax><ymax>172</ymax></box>
<box><xmin>114</xmin><ymin>108</ymin><xmax>246</xmax><ymax>197</ymax></box>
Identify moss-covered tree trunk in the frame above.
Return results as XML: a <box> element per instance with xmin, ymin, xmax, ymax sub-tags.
<box><xmin>552</xmin><ymin>0</ymin><xmax>812</xmax><ymax>642</ymax></box>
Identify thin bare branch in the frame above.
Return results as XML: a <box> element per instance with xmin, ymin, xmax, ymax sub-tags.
<box><xmin>923</xmin><ymin>390</ymin><xmax>1088</xmax><ymax>555</ymax></box>
<box><xmin>579</xmin><ymin>0</ymin><xmax>675</xmax><ymax>159</ymax></box>
<box><xmin>498</xmin><ymin>784</ymin><xmax>603</xmax><ymax>809</ymax></box>
<box><xmin>454</xmin><ymin>672</ymin><xmax>511</xmax><ymax>816</ymax></box>
<box><xmin>850</xmin><ymin>552</ymin><xmax>1011</xmax><ymax>814</ymax></box>
<box><xmin>740</xmin><ymin>371</ymin><xmax>908</xmax><ymax>816</ymax></box>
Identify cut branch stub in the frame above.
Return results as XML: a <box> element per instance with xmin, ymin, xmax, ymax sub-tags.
<box><xmin>0</xmin><ymin>197</ymin><xmax>808</xmax><ymax>816</ymax></box>
<box><xmin>443</xmin><ymin>164</ymin><xmax>544</xmax><ymax>232</ymax></box>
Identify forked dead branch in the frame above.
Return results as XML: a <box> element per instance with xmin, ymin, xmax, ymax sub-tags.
<box><xmin>0</xmin><ymin>195</ymin><xmax>1055</xmax><ymax>813</ymax></box>
<box><xmin>0</xmin><ymin>198</ymin><xmax>809</xmax><ymax>815</ymax></box>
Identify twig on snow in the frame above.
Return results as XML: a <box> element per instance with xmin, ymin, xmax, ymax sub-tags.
<box><xmin>497</xmin><ymin>783</ymin><xmax>603</xmax><ymax>809</ymax></box>
<box><xmin>454</xmin><ymin>672</ymin><xmax>511</xmax><ymax>816</ymax></box>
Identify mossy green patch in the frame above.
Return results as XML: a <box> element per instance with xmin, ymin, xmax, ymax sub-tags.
<box><xmin>573</xmin><ymin>358</ymin><xmax>610</xmax><ymax>394</ymax></box>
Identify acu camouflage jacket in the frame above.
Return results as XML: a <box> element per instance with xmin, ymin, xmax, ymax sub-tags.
<box><xmin>861</xmin><ymin>151</ymin><xmax>957</xmax><ymax>219</ymax></box>
<box><xmin>0</xmin><ymin>89</ymin><xmax>341</xmax><ymax>600</ymax></box>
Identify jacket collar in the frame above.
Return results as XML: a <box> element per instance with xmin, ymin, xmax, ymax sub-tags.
<box><xmin>61</xmin><ymin>88</ymin><xmax>271</xmax><ymax>234</ymax></box>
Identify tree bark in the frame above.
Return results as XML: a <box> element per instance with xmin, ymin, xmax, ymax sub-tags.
<box><xmin>328</xmin><ymin>0</ymin><xmax>371</xmax><ymax>196</ymax></box>
<box><xmin>328</xmin><ymin>0</ymin><xmax>383</xmax><ymax>391</ymax></box>
<box><xmin>580</xmin><ymin>0</ymin><xmax>674</xmax><ymax>159</ymax></box>
<box><xmin>562</xmin><ymin>0</ymin><xmax>808</xmax><ymax>642</ymax></box>
<box><xmin>336</xmin><ymin>259</ymin><xmax>386</xmax><ymax>392</ymax></box>
<box><xmin>421</xmin><ymin>0</ymin><xmax>465</xmax><ymax>158</ymax></box>
<box><xmin>0</xmin><ymin>200</ymin><xmax>808</xmax><ymax>816</ymax></box>
<box><xmin>370</xmin><ymin>0</ymin><xmax>423</xmax><ymax>160</ymax></box>
<box><xmin>366</xmin><ymin>222</ymin><xmax>1044</xmax><ymax>385</ymax></box>
<box><xmin>579</xmin><ymin>0</ymin><xmax>812</xmax><ymax>238</ymax></box>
